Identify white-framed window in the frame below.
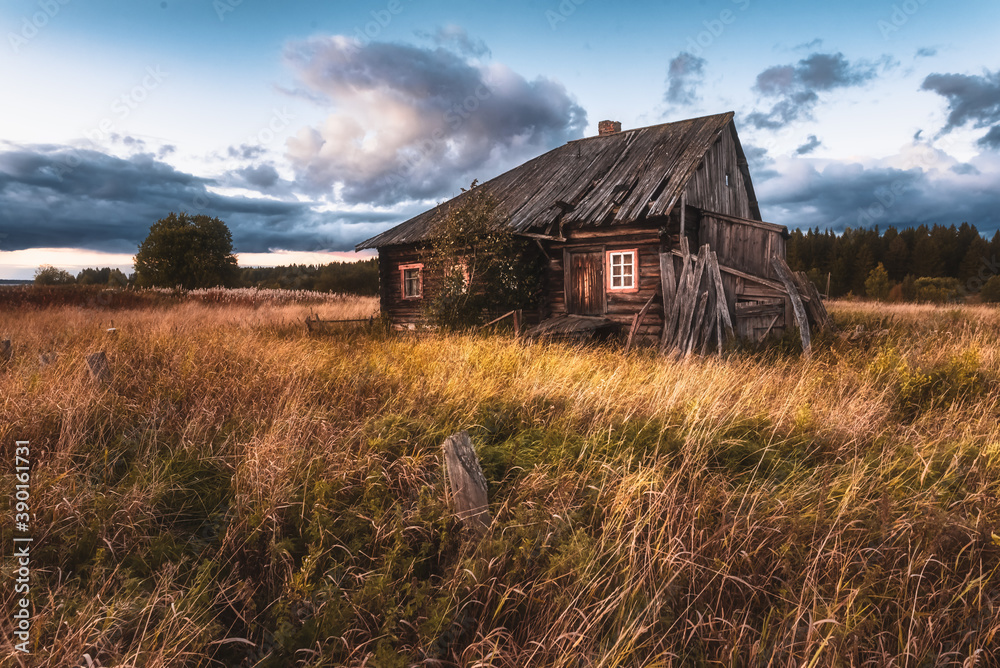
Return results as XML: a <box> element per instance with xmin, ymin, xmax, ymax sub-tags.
<box><xmin>400</xmin><ymin>263</ymin><xmax>423</xmax><ymax>299</ymax></box>
<box><xmin>606</xmin><ymin>249</ymin><xmax>638</xmax><ymax>292</ymax></box>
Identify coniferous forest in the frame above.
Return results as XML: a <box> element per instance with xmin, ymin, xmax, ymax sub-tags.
<box><xmin>786</xmin><ymin>223</ymin><xmax>1000</xmax><ymax>302</ymax></box>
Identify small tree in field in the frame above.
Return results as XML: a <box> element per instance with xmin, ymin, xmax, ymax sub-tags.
<box><xmin>421</xmin><ymin>181</ymin><xmax>542</xmax><ymax>329</ymax></box>
<box><xmin>134</xmin><ymin>212</ymin><xmax>239</xmax><ymax>289</ymax></box>
<box><xmin>34</xmin><ymin>265</ymin><xmax>76</xmax><ymax>285</ymax></box>
<box><xmin>864</xmin><ymin>263</ymin><xmax>890</xmax><ymax>301</ymax></box>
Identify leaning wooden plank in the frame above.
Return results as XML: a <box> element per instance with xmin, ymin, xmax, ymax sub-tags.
<box><xmin>801</xmin><ymin>277</ymin><xmax>833</xmax><ymax>331</ymax></box>
<box><xmin>686</xmin><ymin>290</ymin><xmax>710</xmax><ymax>357</ymax></box>
<box><xmin>626</xmin><ymin>293</ymin><xmax>657</xmax><ymax>352</ymax></box>
<box><xmin>708</xmin><ymin>251</ymin><xmax>735</xmax><ymax>341</ymax></box>
<box><xmin>771</xmin><ymin>256</ymin><xmax>812</xmax><ymax>357</ymax></box>
<box><xmin>670</xmin><ymin>249</ymin><xmax>786</xmax><ymax>293</ymax></box>
<box><xmin>658</xmin><ymin>251</ymin><xmax>676</xmax><ymax>329</ymax></box>
<box><xmin>699</xmin><ymin>259</ymin><xmax>718</xmax><ymax>354</ymax></box>
<box><xmin>700</xmin><ymin>290</ymin><xmax>719</xmax><ymax>355</ymax></box>
<box><xmin>442</xmin><ymin>431</ymin><xmax>490</xmax><ymax>531</ymax></box>
<box><xmin>761</xmin><ymin>314</ymin><xmax>781</xmax><ymax>341</ymax></box>
<box><xmin>675</xmin><ymin>245</ymin><xmax>709</xmax><ymax>353</ymax></box>
<box><xmin>661</xmin><ymin>253</ymin><xmax>691</xmax><ymax>352</ymax></box>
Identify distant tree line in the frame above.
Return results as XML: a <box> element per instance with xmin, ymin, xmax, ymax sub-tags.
<box><xmin>787</xmin><ymin>223</ymin><xmax>1000</xmax><ymax>303</ymax></box>
<box><xmin>35</xmin><ymin>259</ymin><xmax>379</xmax><ymax>296</ymax></box>
<box><xmin>239</xmin><ymin>259</ymin><xmax>379</xmax><ymax>295</ymax></box>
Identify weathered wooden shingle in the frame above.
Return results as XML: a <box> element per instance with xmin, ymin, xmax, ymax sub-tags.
<box><xmin>357</xmin><ymin>112</ymin><xmax>759</xmax><ymax>250</ymax></box>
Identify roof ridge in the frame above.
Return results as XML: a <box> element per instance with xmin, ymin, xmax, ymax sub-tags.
<box><xmin>565</xmin><ymin>111</ymin><xmax>734</xmax><ymax>144</ymax></box>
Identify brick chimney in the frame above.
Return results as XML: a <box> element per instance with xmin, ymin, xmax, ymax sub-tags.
<box><xmin>598</xmin><ymin>120</ymin><xmax>622</xmax><ymax>136</ymax></box>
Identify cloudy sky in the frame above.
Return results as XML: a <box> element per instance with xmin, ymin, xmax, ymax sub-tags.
<box><xmin>1</xmin><ymin>0</ymin><xmax>999</xmax><ymax>279</ymax></box>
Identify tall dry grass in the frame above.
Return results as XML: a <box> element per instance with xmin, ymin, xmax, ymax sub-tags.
<box><xmin>0</xmin><ymin>295</ymin><xmax>998</xmax><ymax>666</ymax></box>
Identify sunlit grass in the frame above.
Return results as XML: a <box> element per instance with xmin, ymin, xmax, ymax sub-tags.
<box><xmin>0</xmin><ymin>296</ymin><xmax>998</xmax><ymax>666</ymax></box>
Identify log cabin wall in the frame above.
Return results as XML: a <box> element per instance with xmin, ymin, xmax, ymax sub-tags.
<box><xmin>542</xmin><ymin>223</ymin><xmax>666</xmax><ymax>343</ymax></box>
<box><xmin>378</xmin><ymin>245</ymin><xmax>439</xmax><ymax>330</ymax></box>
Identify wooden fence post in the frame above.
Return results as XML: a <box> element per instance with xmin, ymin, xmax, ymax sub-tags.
<box><xmin>86</xmin><ymin>351</ymin><xmax>112</xmax><ymax>384</ymax></box>
<box><xmin>442</xmin><ymin>431</ymin><xmax>490</xmax><ymax>531</ymax></box>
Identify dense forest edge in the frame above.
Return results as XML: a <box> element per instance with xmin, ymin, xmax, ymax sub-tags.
<box><xmin>787</xmin><ymin>223</ymin><xmax>1000</xmax><ymax>302</ymax></box>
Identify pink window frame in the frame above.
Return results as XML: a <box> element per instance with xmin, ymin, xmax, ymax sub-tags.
<box><xmin>400</xmin><ymin>263</ymin><xmax>424</xmax><ymax>299</ymax></box>
<box><xmin>605</xmin><ymin>249</ymin><xmax>639</xmax><ymax>293</ymax></box>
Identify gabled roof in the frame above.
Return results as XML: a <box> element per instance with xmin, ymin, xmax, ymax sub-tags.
<box><xmin>357</xmin><ymin>111</ymin><xmax>759</xmax><ymax>250</ymax></box>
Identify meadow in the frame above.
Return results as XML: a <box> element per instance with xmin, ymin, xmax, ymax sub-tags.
<box><xmin>1</xmin><ymin>290</ymin><xmax>998</xmax><ymax>667</ymax></box>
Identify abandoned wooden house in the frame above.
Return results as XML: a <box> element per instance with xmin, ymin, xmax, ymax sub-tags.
<box><xmin>356</xmin><ymin>111</ymin><xmax>827</xmax><ymax>352</ymax></box>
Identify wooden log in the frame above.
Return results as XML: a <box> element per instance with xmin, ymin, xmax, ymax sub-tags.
<box><xmin>86</xmin><ymin>351</ymin><xmax>112</xmax><ymax>384</ymax></box>
<box><xmin>626</xmin><ymin>293</ymin><xmax>657</xmax><ymax>352</ymax></box>
<box><xmin>0</xmin><ymin>339</ymin><xmax>11</xmax><ymax>363</ymax></box>
<box><xmin>442</xmin><ymin>431</ymin><xmax>490</xmax><ymax>531</ymax></box>
<box><xmin>675</xmin><ymin>245</ymin><xmax>708</xmax><ymax>353</ymax></box>
<box><xmin>686</xmin><ymin>290</ymin><xmax>709</xmax><ymax>357</ymax></box>
<box><xmin>761</xmin><ymin>314</ymin><xmax>781</xmax><ymax>341</ymax></box>
<box><xmin>670</xmin><ymin>249</ymin><xmax>785</xmax><ymax>293</ymax></box>
<box><xmin>661</xmin><ymin>243</ymin><xmax>691</xmax><ymax>353</ymax></box>
<box><xmin>794</xmin><ymin>273</ymin><xmax>832</xmax><ymax>331</ymax></box>
<box><xmin>658</xmin><ymin>251</ymin><xmax>676</xmax><ymax>332</ymax></box>
<box><xmin>708</xmin><ymin>251</ymin><xmax>735</xmax><ymax>342</ymax></box>
<box><xmin>771</xmin><ymin>256</ymin><xmax>811</xmax><ymax>357</ymax></box>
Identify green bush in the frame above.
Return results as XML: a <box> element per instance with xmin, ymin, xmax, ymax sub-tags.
<box><xmin>913</xmin><ymin>276</ymin><xmax>964</xmax><ymax>303</ymax></box>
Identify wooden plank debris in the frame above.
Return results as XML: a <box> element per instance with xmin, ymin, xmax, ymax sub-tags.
<box><xmin>625</xmin><ymin>293</ymin><xmax>657</xmax><ymax>352</ymax></box>
<box><xmin>658</xmin><ymin>251</ymin><xmax>676</xmax><ymax>331</ymax></box>
<box><xmin>442</xmin><ymin>431</ymin><xmax>490</xmax><ymax>532</ymax></box>
<box><xmin>793</xmin><ymin>271</ymin><xmax>833</xmax><ymax>331</ymax></box>
<box><xmin>771</xmin><ymin>256</ymin><xmax>811</xmax><ymax>357</ymax></box>
<box><xmin>306</xmin><ymin>314</ymin><xmax>373</xmax><ymax>334</ymax></box>
<box><xmin>658</xmin><ymin>242</ymin><xmax>737</xmax><ymax>358</ymax></box>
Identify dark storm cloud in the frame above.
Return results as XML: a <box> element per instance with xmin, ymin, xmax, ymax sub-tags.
<box><xmin>795</xmin><ymin>135</ymin><xmax>822</xmax><ymax>155</ymax></box>
<box><xmin>664</xmin><ymin>52</ymin><xmax>707</xmax><ymax>107</ymax></box>
<box><xmin>758</xmin><ymin>158</ymin><xmax>1000</xmax><ymax>233</ymax></box>
<box><xmin>235</xmin><ymin>163</ymin><xmax>281</xmax><ymax>189</ymax></box>
<box><xmin>921</xmin><ymin>69</ymin><xmax>1000</xmax><ymax>134</ymax></box>
<box><xmin>978</xmin><ymin>126</ymin><xmax>1000</xmax><ymax>150</ymax></box>
<box><xmin>746</xmin><ymin>52</ymin><xmax>883</xmax><ymax>129</ymax></box>
<box><xmin>0</xmin><ymin>144</ymin><xmax>390</xmax><ymax>254</ymax></box>
<box><xmin>282</xmin><ymin>36</ymin><xmax>587</xmax><ymax>204</ymax></box>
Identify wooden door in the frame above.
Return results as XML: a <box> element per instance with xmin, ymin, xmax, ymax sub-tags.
<box><xmin>568</xmin><ymin>251</ymin><xmax>604</xmax><ymax>315</ymax></box>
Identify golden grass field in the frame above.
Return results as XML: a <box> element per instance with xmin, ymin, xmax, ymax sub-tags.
<box><xmin>1</xmin><ymin>291</ymin><xmax>999</xmax><ymax>667</ymax></box>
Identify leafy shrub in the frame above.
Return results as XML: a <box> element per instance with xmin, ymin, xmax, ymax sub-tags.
<box><xmin>421</xmin><ymin>182</ymin><xmax>543</xmax><ymax>329</ymax></box>
<box><xmin>914</xmin><ymin>276</ymin><xmax>964</xmax><ymax>303</ymax></box>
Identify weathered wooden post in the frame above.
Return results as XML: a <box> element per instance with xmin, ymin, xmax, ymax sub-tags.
<box><xmin>771</xmin><ymin>256</ymin><xmax>811</xmax><ymax>358</ymax></box>
<box><xmin>442</xmin><ymin>431</ymin><xmax>490</xmax><ymax>531</ymax></box>
<box><xmin>86</xmin><ymin>351</ymin><xmax>112</xmax><ymax>384</ymax></box>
